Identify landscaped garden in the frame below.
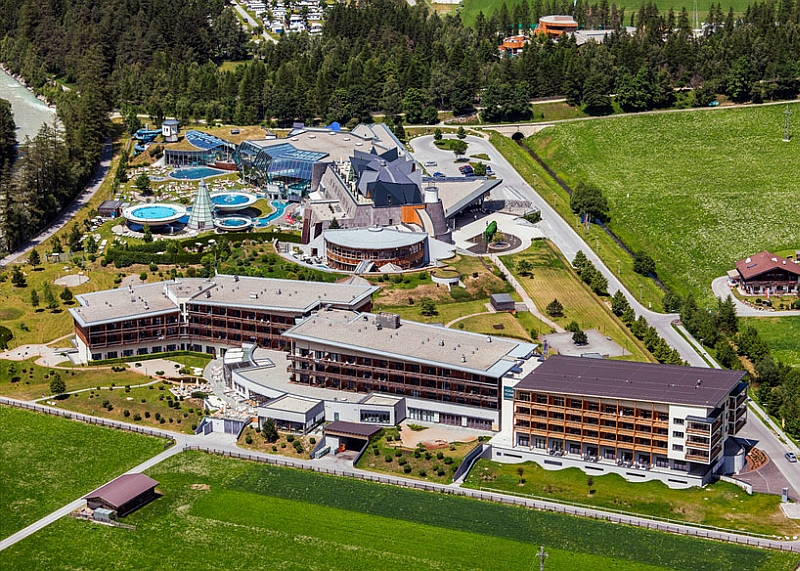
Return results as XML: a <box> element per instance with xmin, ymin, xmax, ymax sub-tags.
<box><xmin>0</xmin><ymin>406</ymin><xmax>166</xmax><ymax>538</ymax></box>
<box><xmin>3</xmin><ymin>451</ymin><xmax>796</xmax><ymax>571</ymax></box>
<box><xmin>52</xmin><ymin>383</ymin><xmax>207</xmax><ymax>435</ymax></box>
<box><xmin>463</xmin><ymin>459</ymin><xmax>799</xmax><ymax>537</ymax></box>
<box><xmin>356</xmin><ymin>426</ymin><xmax>482</xmax><ymax>483</ymax></box>
<box><xmin>237</xmin><ymin>424</ymin><xmax>315</xmax><ymax>458</ymax></box>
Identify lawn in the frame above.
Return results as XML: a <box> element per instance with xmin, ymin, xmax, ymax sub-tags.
<box><xmin>0</xmin><ymin>406</ymin><xmax>166</xmax><ymax>538</ymax></box>
<box><xmin>489</xmin><ymin>131</ymin><xmax>666</xmax><ymax>311</ymax></box>
<box><xmin>464</xmin><ymin>459</ymin><xmax>800</xmax><ymax>537</ymax></box>
<box><xmin>505</xmin><ymin>240</ymin><xmax>653</xmax><ymax>361</ymax></box>
<box><xmin>2</xmin><ymin>451</ymin><xmax>796</xmax><ymax>571</ymax></box>
<box><xmin>740</xmin><ymin>316</ymin><xmax>800</xmax><ymax>367</ymax></box>
<box><xmin>356</xmin><ymin>427</ymin><xmax>482</xmax><ymax>483</ymax></box>
<box><xmin>526</xmin><ymin>104</ymin><xmax>800</xmax><ymax>304</ymax></box>
<box><xmin>454</xmin><ymin>311</ymin><xmax>544</xmax><ymax>340</ymax></box>
<box><xmin>52</xmin><ymin>384</ymin><xmax>206</xmax><ymax>434</ymax></box>
<box><xmin>0</xmin><ymin>358</ymin><xmax>149</xmax><ymax>400</ymax></box>
<box><xmin>459</xmin><ymin>0</ymin><xmax>753</xmax><ymax>27</ymax></box>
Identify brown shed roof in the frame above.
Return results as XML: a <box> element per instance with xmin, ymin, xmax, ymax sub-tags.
<box><xmin>324</xmin><ymin>421</ymin><xmax>382</xmax><ymax>439</ymax></box>
<box><xmin>84</xmin><ymin>473</ymin><xmax>158</xmax><ymax>509</ymax></box>
<box><xmin>735</xmin><ymin>251</ymin><xmax>800</xmax><ymax>281</ymax></box>
<box><xmin>515</xmin><ymin>355</ymin><xmax>745</xmax><ymax>408</ymax></box>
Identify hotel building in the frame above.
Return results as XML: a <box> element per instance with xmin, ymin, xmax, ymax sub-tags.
<box><xmin>496</xmin><ymin>355</ymin><xmax>748</xmax><ymax>487</ymax></box>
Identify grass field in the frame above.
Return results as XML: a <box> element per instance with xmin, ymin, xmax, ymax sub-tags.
<box><xmin>2</xmin><ymin>451</ymin><xmax>796</xmax><ymax>571</ymax></box>
<box><xmin>0</xmin><ymin>358</ymin><xmax>150</xmax><ymax>400</ymax></box>
<box><xmin>463</xmin><ymin>460</ymin><xmax>800</xmax><ymax>537</ymax></box>
<box><xmin>0</xmin><ymin>406</ymin><xmax>166</xmax><ymax>538</ymax></box>
<box><xmin>740</xmin><ymin>316</ymin><xmax>800</xmax><ymax>367</ymax></box>
<box><xmin>505</xmin><ymin>240</ymin><xmax>653</xmax><ymax>361</ymax></box>
<box><xmin>53</xmin><ymin>384</ymin><xmax>206</xmax><ymax>434</ymax></box>
<box><xmin>458</xmin><ymin>0</ymin><xmax>753</xmax><ymax>27</ymax></box>
<box><xmin>488</xmin><ymin>132</ymin><xmax>667</xmax><ymax>311</ymax></box>
<box><xmin>527</xmin><ymin>104</ymin><xmax>800</xmax><ymax>303</ymax></box>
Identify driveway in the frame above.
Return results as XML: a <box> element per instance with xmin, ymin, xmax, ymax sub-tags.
<box><xmin>711</xmin><ymin>277</ymin><xmax>800</xmax><ymax>317</ymax></box>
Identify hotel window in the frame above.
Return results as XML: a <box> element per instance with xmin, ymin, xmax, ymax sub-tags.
<box><xmin>673</xmin><ymin>418</ymin><xmax>684</xmax><ymax>425</ymax></box>
<box><xmin>552</xmin><ymin>397</ymin><xmax>565</xmax><ymax>407</ymax></box>
<box><xmin>672</xmin><ymin>444</ymin><xmax>684</xmax><ymax>452</ymax></box>
<box><xmin>672</xmin><ymin>431</ymin><xmax>684</xmax><ymax>438</ymax></box>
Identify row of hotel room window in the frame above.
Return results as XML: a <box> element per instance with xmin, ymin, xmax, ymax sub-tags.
<box><xmin>515</xmin><ymin>407</ymin><xmax>714</xmax><ymax>435</ymax></box>
<box><xmin>514</xmin><ymin>435</ymin><xmax>695</xmax><ymax>470</ymax></box>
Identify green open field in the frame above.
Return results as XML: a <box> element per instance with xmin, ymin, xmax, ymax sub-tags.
<box><xmin>527</xmin><ymin>104</ymin><xmax>800</xmax><ymax>303</ymax></box>
<box><xmin>0</xmin><ymin>406</ymin><xmax>166</xmax><ymax>538</ymax></box>
<box><xmin>464</xmin><ymin>460</ymin><xmax>800</xmax><ymax>537</ymax></box>
<box><xmin>505</xmin><ymin>240</ymin><xmax>653</xmax><ymax>361</ymax></box>
<box><xmin>740</xmin><ymin>316</ymin><xmax>800</xmax><ymax>367</ymax></box>
<box><xmin>458</xmin><ymin>0</ymin><xmax>753</xmax><ymax>27</ymax></box>
<box><xmin>1</xmin><ymin>451</ymin><xmax>796</xmax><ymax>571</ymax></box>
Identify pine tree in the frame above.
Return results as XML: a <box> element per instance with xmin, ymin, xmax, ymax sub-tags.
<box><xmin>11</xmin><ymin>266</ymin><xmax>26</xmax><ymax>287</ymax></box>
<box><xmin>572</xmin><ymin>250</ymin><xmax>589</xmax><ymax>271</ymax></box>
<box><xmin>30</xmin><ymin>289</ymin><xmax>39</xmax><ymax>309</ymax></box>
<box><xmin>262</xmin><ymin>418</ymin><xmax>279</xmax><ymax>443</ymax></box>
<box><xmin>546</xmin><ymin>298</ymin><xmax>564</xmax><ymax>317</ymax></box>
<box><xmin>42</xmin><ymin>281</ymin><xmax>58</xmax><ymax>309</ymax></box>
<box><xmin>60</xmin><ymin>286</ymin><xmax>73</xmax><ymax>302</ymax></box>
<box><xmin>28</xmin><ymin>248</ymin><xmax>40</xmax><ymax>267</ymax></box>
<box><xmin>611</xmin><ymin>290</ymin><xmax>629</xmax><ymax>316</ymax></box>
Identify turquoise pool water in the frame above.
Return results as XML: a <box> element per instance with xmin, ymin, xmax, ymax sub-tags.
<box><xmin>217</xmin><ymin>218</ymin><xmax>249</xmax><ymax>227</ymax></box>
<box><xmin>131</xmin><ymin>205</ymin><xmax>180</xmax><ymax>219</ymax></box>
<box><xmin>170</xmin><ymin>167</ymin><xmax>228</xmax><ymax>180</ymax></box>
<box><xmin>255</xmin><ymin>200</ymin><xmax>288</xmax><ymax>226</ymax></box>
<box><xmin>212</xmin><ymin>194</ymin><xmax>250</xmax><ymax>206</ymax></box>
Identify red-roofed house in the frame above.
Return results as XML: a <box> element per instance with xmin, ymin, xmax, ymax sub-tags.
<box><xmin>732</xmin><ymin>251</ymin><xmax>800</xmax><ymax>295</ymax></box>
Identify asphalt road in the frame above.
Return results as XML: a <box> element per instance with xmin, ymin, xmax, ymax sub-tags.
<box><xmin>0</xmin><ymin>139</ymin><xmax>112</xmax><ymax>267</ymax></box>
<box><xmin>232</xmin><ymin>1</ymin><xmax>278</xmax><ymax>44</ymax></box>
<box><xmin>411</xmin><ymin>133</ymin><xmax>800</xmax><ymax>493</ymax></box>
<box><xmin>411</xmin><ymin>134</ymin><xmax>706</xmax><ymax>367</ymax></box>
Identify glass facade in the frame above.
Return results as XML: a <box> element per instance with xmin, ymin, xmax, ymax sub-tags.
<box><xmin>235</xmin><ymin>142</ymin><xmax>328</xmax><ymax>198</ymax></box>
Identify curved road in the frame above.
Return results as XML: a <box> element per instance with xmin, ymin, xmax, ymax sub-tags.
<box><xmin>0</xmin><ymin>139</ymin><xmax>113</xmax><ymax>267</ymax></box>
<box><xmin>410</xmin><ymin>134</ymin><xmax>704</xmax><ymax>366</ymax></box>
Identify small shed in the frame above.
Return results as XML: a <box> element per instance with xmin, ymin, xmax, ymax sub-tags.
<box><xmin>98</xmin><ymin>200</ymin><xmax>124</xmax><ymax>218</ymax></box>
<box><xmin>490</xmin><ymin>293</ymin><xmax>515</xmax><ymax>312</ymax></box>
<box><xmin>162</xmin><ymin>119</ymin><xmax>180</xmax><ymax>143</ymax></box>
<box><xmin>323</xmin><ymin>421</ymin><xmax>382</xmax><ymax>454</ymax></box>
<box><xmin>93</xmin><ymin>507</ymin><xmax>115</xmax><ymax>522</ymax></box>
<box><xmin>84</xmin><ymin>473</ymin><xmax>158</xmax><ymax>517</ymax></box>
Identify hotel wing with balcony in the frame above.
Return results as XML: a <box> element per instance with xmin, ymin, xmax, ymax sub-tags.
<box><xmin>495</xmin><ymin>355</ymin><xmax>748</xmax><ymax>488</ymax></box>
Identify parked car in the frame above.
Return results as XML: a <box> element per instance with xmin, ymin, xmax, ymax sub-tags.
<box><xmin>432</xmin><ymin>172</ymin><xmax>445</xmax><ymax>179</ymax></box>
<box><xmin>485</xmin><ymin>165</ymin><xmax>493</xmax><ymax>174</ymax></box>
<box><xmin>458</xmin><ymin>165</ymin><xmax>473</xmax><ymax>174</ymax></box>
<box><xmin>424</xmin><ymin>160</ymin><xmax>437</xmax><ymax>167</ymax></box>
<box><xmin>786</xmin><ymin>452</ymin><xmax>797</xmax><ymax>463</ymax></box>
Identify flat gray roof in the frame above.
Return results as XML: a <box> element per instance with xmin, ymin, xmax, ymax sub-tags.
<box><xmin>245</xmin><ymin>128</ymin><xmax>399</xmax><ymax>163</ymax></box>
<box><xmin>283</xmin><ymin>309</ymin><xmax>535</xmax><ymax>376</ymax></box>
<box><xmin>324</xmin><ymin>227</ymin><xmax>427</xmax><ymax>249</ymax></box>
<box><xmin>438</xmin><ymin>178</ymin><xmax>502</xmax><ymax>218</ymax></box>
<box><xmin>261</xmin><ymin>393</ymin><xmax>321</xmax><ymax>414</ymax></box>
<box><xmin>360</xmin><ymin>393</ymin><xmax>401</xmax><ymax>407</ymax></box>
<box><xmin>71</xmin><ymin>276</ymin><xmax>379</xmax><ymax>327</ymax></box>
<box><xmin>515</xmin><ymin>355</ymin><xmax>746</xmax><ymax>408</ymax></box>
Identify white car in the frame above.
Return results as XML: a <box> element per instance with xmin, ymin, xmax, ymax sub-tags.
<box><xmin>424</xmin><ymin>160</ymin><xmax>437</xmax><ymax>167</ymax></box>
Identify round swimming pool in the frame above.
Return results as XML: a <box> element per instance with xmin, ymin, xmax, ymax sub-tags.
<box><xmin>170</xmin><ymin>166</ymin><xmax>228</xmax><ymax>180</ymax></box>
<box><xmin>210</xmin><ymin>192</ymin><xmax>258</xmax><ymax>212</ymax></box>
<box><xmin>122</xmin><ymin>203</ymin><xmax>188</xmax><ymax>225</ymax></box>
<box><xmin>214</xmin><ymin>216</ymin><xmax>253</xmax><ymax>231</ymax></box>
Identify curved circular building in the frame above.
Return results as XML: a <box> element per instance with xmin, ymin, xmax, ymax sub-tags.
<box><xmin>324</xmin><ymin>227</ymin><xmax>427</xmax><ymax>272</ymax></box>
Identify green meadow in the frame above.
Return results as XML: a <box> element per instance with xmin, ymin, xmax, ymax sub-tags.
<box><xmin>1</xmin><ymin>451</ymin><xmax>797</xmax><ymax>571</ymax></box>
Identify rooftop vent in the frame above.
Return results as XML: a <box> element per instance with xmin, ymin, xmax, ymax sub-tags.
<box><xmin>250</xmin><ymin>292</ymin><xmax>258</xmax><ymax>299</ymax></box>
<box><xmin>234</xmin><ymin>275</ymin><xmax>239</xmax><ymax>282</ymax></box>
<box><xmin>439</xmin><ymin>339</ymin><xmax>444</xmax><ymax>346</ymax></box>
<box><xmin>461</xmin><ymin>355</ymin><xmax>466</xmax><ymax>363</ymax></box>
<box><xmin>745</xmin><ymin>257</ymin><xmax>751</xmax><ymax>263</ymax></box>
<box><xmin>376</xmin><ymin>312</ymin><xmax>401</xmax><ymax>329</ymax></box>
<box><xmin>205</xmin><ymin>291</ymin><xmax>211</xmax><ymax>298</ymax></box>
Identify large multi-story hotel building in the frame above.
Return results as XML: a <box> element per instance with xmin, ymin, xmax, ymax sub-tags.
<box><xmin>495</xmin><ymin>355</ymin><xmax>748</xmax><ymax>487</ymax></box>
<box><xmin>282</xmin><ymin>309</ymin><xmax>538</xmax><ymax>430</ymax></box>
<box><xmin>69</xmin><ymin>276</ymin><xmax>378</xmax><ymax>362</ymax></box>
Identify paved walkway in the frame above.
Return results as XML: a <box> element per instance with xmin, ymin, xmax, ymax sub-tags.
<box><xmin>711</xmin><ymin>277</ymin><xmax>800</xmax><ymax>317</ymax></box>
<box><xmin>1</xmin><ymin>397</ymin><xmax>798</xmax><ymax>554</ymax></box>
<box><xmin>490</xmin><ymin>254</ymin><xmax>562</xmax><ymax>332</ymax></box>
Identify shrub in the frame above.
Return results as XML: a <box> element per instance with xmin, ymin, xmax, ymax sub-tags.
<box><xmin>374</xmin><ymin>448</ymin><xmax>381</xmax><ymax>456</ymax></box>
<box><xmin>281</xmin><ymin>443</ymin><xmax>286</xmax><ymax>448</ymax></box>
<box><xmin>123</xmin><ymin>409</ymin><xmax>130</xmax><ymax>417</ymax></box>
<box><xmin>309</xmin><ymin>437</ymin><xmax>316</xmax><ymax>445</ymax></box>
<box><xmin>398</xmin><ymin>457</ymin><xmax>408</xmax><ymax>465</ymax></box>
<box><xmin>159</xmin><ymin>418</ymin><xmax>165</xmax><ymax>424</ymax></box>
<box><xmin>418</xmin><ymin>470</ymin><xmax>427</xmax><ymax>477</ymax></box>
<box><xmin>436</xmin><ymin>451</ymin><xmax>444</xmax><ymax>460</ymax></box>
<box><xmin>145</xmin><ymin>411</ymin><xmax>151</xmax><ymax>418</ymax></box>
<box><xmin>413</xmin><ymin>450</ymin><xmax>421</xmax><ymax>458</ymax></box>
<box><xmin>272</xmin><ymin>445</ymin><xmax>278</xmax><ymax>452</ymax></box>
<box><xmin>403</xmin><ymin>464</ymin><xmax>413</xmax><ymax>474</ymax></box>
<box><xmin>154</xmin><ymin>370</ymin><xmax>164</xmax><ymax>376</ymax></box>
<box><xmin>444</xmin><ymin>456</ymin><xmax>454</xmax><ymax>464</ymax></box>
<box><xmin>154</xmin><ymin>412</ymin><xmax>161</xmax><ymax>420</ymax></box>
<box><xmin>385</xmin><ymin>454</ymin><xmax>393</xmax><ymax>463</ymax></box>
<box><xmin>425</xmin><ymin>452</ymin><xmax>432</xmax><ymax>460</ymax></box>
<box><xmin>395</xmin><ymin>450</ymin><xmax>403</xmax><ymax>457</ymax></box>
<box><xmin>191</xmin><ymin>423</ymin><xmax>197</xmax><ymax>430</ymax></box>
<box><xmin>133</xmin><ymin>413</ymin><xmax>142</xmax><ymax>421</ymax></box>
<box><xmin>287</xmin><ymin>434</ymin><xmax>295</xmax><ymax>442</ymax></box>
<box><xmin>245</xmin><ymin>434</ymin><xmax>253</xmax><ymax>444</ymax></box>
<box><xmin>101</xmin><ymin>400</ymin><xmax>110</xmax><ymax>407</ymax></box>
<box><xmin>437</xmin><ymin>469</ymin><xmax>446</xmax><ymax>477</ymax></box>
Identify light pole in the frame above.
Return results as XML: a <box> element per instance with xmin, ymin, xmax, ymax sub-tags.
<box><xmin>617</xmin><ymin>259</ymin><xmax>621</xmax><ymax>275</ymax></box>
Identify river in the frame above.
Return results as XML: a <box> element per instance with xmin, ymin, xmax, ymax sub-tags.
<box><xmin>0</xmin><ymin>67</ymin><xmax>57</xmax><ymax>143</ymax></box>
